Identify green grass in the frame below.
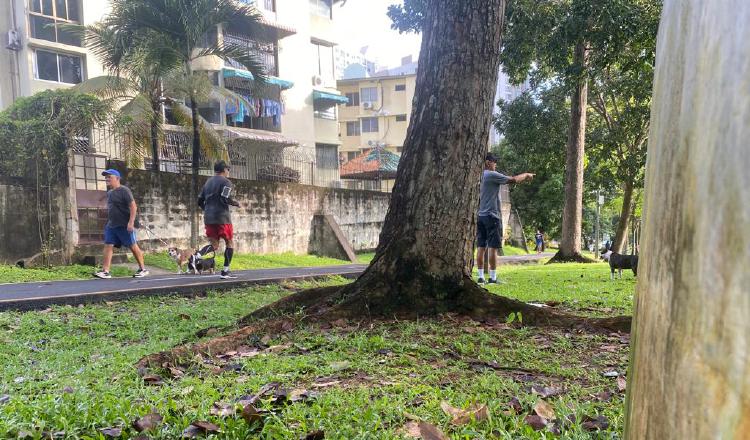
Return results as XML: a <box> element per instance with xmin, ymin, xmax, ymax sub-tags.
<box><xmin>0</xmin><ymin>265</ymin><xmax>131</xmax><ymax>284</ymax></box>
<box><xmin>0</xmin><ymin>265</ymin><xmax>634</xmax><ymax>439</ymax></box>
<box><xmin>501</xmin><ymin>245</ymin><xmax>528</xmax><ymax>256</ymax></box>
<box><xmin>140</xmin><ymin>252</ymin><xmax>376</xmax><ymax>272</ymax></box>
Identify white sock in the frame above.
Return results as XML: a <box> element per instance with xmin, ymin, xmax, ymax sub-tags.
<box><xmin>490</xmin><ymin>270</ymin><xmax>497</xmax><ymax>281</ymax></box>
<box><xmin>478</xmin><ymin>269</ymin><xmax>485</xmax><ymax>279</ymax></box>
<box><xmin>223</xmin><ymin>266</ymin><xmax>229</xmax><ymax>272</ymax></box>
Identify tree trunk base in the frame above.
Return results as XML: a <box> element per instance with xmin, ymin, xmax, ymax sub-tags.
<box><xmin>136</xmin><ymin>279</ymin><xmax>631</xmax><ymax>370</ymax></box>
<box><xmin>546</xmin><ymin>251</ymin><xmax>597</xmax><ymax>264</ymax></box>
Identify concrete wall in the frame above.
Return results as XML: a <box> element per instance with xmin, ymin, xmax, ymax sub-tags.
<box><xmin>119</xmin><ymin>169</ymin><xmax>389</xmax><ymax>254</ymax></box>
<box><xmin>0</xmin><ymin>177</ymin><xmax>68</xmax><ymax>264</ymax></box>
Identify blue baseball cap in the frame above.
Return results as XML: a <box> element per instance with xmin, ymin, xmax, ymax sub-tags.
<box><xmin>102</xmin><ymin>169</ymin><xmax>121</xmax><ymax>178</ymax></box>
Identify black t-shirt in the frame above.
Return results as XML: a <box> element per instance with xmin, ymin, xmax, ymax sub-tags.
<box><xmin>198</xmin><ymin>176</ymin><xmax>235</xmax><ymax>225</ymax></box>
<box><xmin>107</xmin><ymin>186</ymin><xmax>134</xmax><ymax>228</ymax></box>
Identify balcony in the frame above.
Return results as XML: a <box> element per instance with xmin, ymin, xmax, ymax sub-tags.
<box><xmin>223</xmin><ymin>31</ymin><xmax>278</xmax><ymax>76</ymax></box>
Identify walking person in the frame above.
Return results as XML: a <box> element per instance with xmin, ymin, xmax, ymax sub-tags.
<box><xmin>94</xmin><ymin>170</ymin><xmax>149</xmax><ymax>279</ymax></box>
<box><xmin>535</xmin><ymin>229</ymin><xmax>544</xmax><ymax>254</ymax></box>
<box><xmin>198</xmin><ymin>161</ymin><xmax>240</xmax><ymax>279</ymax></box>
<box><xmin>476</xmin><ymin>153</ymin><xmax>534</xmax><ymax>284</ymax></box>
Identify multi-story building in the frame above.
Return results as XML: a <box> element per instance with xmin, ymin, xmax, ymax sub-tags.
<box><xmin>334</xmin><ymin>46</ymin><xmax>376</xmax><ymax>79</ymax></box>
<box><xmin>0</xmin><ymin>0</ymin><xmax>347</xmax><ymax>186</ymax></box>
<box><xmin>489</xmin><ymin>67</ymin><xmax>531</xmax><ymax>145</ymax></box>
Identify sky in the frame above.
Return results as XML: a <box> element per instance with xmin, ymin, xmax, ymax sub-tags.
<box><xmin>334</xmin><ymin>0</ymin><xmax>422</xmax><ymax>69</ymax></box>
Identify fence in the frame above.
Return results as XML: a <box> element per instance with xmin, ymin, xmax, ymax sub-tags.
<box><xmin>78</xmin><ymin>124</ymin><xmax>344</xmax><ymax>188</ymax></box>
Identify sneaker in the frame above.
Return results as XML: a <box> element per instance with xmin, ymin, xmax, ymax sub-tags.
<box><xmin>488</xmin><ymin>279</ymin><xmax>506</xmax><ymax>284</ymax></box>
<box><xmin>94</xmin><ymin>271</ymin><xmax>111</xmax><ymax>279</ymax></box>
<box><xmin>477</xmin><ymin>277</ymin><xmax>486</xmax><ymax>284</ymax></box>
<box><xmin>220</xmin><ymin>270</ymin><xmax>238</xmax><ymax>279</ymax></box>
<box><xmin>133</xmin><ymin>268</ymin><xmax>149</xmax><ymax>278</ymax></box>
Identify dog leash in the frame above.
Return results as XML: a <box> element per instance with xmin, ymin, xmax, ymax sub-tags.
<box><xmin>141</xmin><ymin>225</ymin><xmax>171</xmax><ymax>248</ymax></box>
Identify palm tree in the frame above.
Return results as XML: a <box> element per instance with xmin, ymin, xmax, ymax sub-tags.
<box><xmin>103</xmin><ymin>0</ymin><xmax>269</xmax><ymax>246</ymax></box>
<box><xmin>72</xmin><ymin>25</ymin><xmax>181</xmax><ymax>169</ymax></box>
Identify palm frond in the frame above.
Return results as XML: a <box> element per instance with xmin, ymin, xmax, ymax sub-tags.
<box><xmin>73</xmin><ymin>75</ymin><xmax>139</xmax><ymax>101</ymax></box>
<box><xmin>170</xmin><ymin>102</ymin><xmax>228</xmax><ymax>162</ymax></box>
<box><xmin>196</xmin><ymin>43</ymin><xmax>269</xmax><ymax>86</ymax></box>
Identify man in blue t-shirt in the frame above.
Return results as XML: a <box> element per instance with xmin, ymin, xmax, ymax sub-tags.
<box><xmin>476</xmin><ymin>153</ymin><xmax>534</xmax><ymax>284</ymax></box>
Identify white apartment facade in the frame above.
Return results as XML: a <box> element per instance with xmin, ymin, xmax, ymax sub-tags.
<box><xmin>489</xmin><ymin>67</ymin><xmax>531</xmax><ymax>145</ymax></box>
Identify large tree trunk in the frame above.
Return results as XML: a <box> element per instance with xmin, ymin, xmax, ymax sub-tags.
<box><xmin>553</xmin><ymin>41</ymin><xmax>589</xmax><ymax>262</ymax></box>
<box><xmin>612</xmin><ymin>179</ymin><xmax>633</xmax><ymax>253</ymax></box>
<box><xmin>624</xmin><ymin>1</ymin><xmax>750</xmax><ymax>437</ymax></box>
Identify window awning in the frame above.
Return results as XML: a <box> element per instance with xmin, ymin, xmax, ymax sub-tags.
<box><xmin>313</xmin><ymin>90</ymin><xmax>349</xmax><ymax>105</ymax></box>
<box><xmin>221</xmin><ymin>68</ymin><xmax>294</xmax><ymax>90</ymax></box>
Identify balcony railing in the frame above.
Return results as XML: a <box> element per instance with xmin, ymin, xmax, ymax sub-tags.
<box><xmin>223</xmin><ymin>31</ymin><xmax>277</xmax><ymax>76</ymax></box>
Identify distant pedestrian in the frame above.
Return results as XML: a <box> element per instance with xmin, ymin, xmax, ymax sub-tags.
<box><xmin>94</xmin><ymin>170</ymin><xmax>148</xmax><ymax>279</ymax></box>
<box><xmin>476</xmin><ymin>153</ymin><xmax>534</xmax><ymax>284</ymax></box>
<box><xmin>535</xmin><ymin>230</ymin><xmax>544</xmax><ymax>254</ymax></box>
<box><xmin>198</xmin><ymin>161</ymin><xmax>240</xmax><ymax>279</ymax></box>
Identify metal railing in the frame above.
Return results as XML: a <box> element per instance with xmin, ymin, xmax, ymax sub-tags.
<box><xmin>76</xmin><ymin>125</ymin><xmax>348</xmax><ymax>189</ymax></box>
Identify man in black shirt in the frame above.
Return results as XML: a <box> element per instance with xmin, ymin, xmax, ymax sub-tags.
<box><xmin>198</xmin><ymin>161</ymin><xmax>240</xmax><ymax>279</ymax></box>
<box><xmin>94</xmin><ymin>169</ymin><xmax>149</xmax><ymax>279</ymax></box>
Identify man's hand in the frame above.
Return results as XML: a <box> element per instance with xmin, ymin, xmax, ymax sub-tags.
<box><xmin>511</xmin><ymin>172</ymin><xmax>535</xmax><ymax>183</ymax></box>
<box><xmin>127</xmin><ymin>222</ymin><xmax>135</xmax><ymax>232</ymax></box>
<box><xmin>521</xmin><ymin>172</ymin><xmax>535</xmax><ymax>182</ymax></box>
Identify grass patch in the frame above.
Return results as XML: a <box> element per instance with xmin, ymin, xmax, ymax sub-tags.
<box><xmin>140</xmin><ymin>252</ymin><xmax>375</xmax><ymax>272</ymax></box>
<box><xmin>501</xmin><ymin>246</ymin><xmax>528</xmax><ymax>256</ymax></box>
<box><xmin>0</xmin><ymin>265</ymin><xmax>130</xmax><ymax>284</ymax></box>
<box><xmin>0</xmin><ymin>265</ymin><xmax>633</xmax><ymax>438</ymax></box>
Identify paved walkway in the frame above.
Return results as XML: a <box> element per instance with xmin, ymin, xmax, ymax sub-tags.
<box><xmin>0</xmin><ymin>253</ymin><xmax>551</xmax><ymax>310</ymax></box>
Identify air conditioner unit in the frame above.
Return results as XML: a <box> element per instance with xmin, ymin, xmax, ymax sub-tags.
<box><xmin>6</xmin><ymin>29</ymin><xmax>21</xmax><ymax>51</ymax></box>
<box><xmin>312</xmin><ymin>75</ymin><xmax>323</xmax><ymax>87</ymax></box>
<box><xmin>362</xmin><ymin>102</ymin><xmax>374</xmax><ymax>110</ymax></box>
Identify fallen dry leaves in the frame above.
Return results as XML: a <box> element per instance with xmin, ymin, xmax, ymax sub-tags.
<box><xmin>439</xmin><ymin>401</ymin><xmax>489</xmax><ymax>425</ymax></box>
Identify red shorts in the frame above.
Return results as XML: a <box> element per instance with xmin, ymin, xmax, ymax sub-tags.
<box><xmin>205</xmin><ymin>224</ymin><xmax>233</xmax><ymax>241</ymax></box>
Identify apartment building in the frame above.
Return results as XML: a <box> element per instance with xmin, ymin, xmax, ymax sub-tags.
<box><xmin>489</xmin><ymin>68</ymin><xmax>531</xmax><ymax>145</ymax></box>
<box><xmin>0</xmin><ymin>0</ymin><xmax>347</xmax><ymax>185</ymax></box>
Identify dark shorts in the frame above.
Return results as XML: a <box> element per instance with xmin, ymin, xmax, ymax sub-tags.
<box><xmin>104</xmin><ymin>226</ymin><xmax>137</xmax><ymax>248</ymax></box>
<box><xmin>477</xmin><ymin>215</ymin><xmax>502</xmax><ymax>249</ymax></box>
<box><xmin>206</xmin><ymin>224</ymin><xmax>233</xmax><ymax>241</ymax></box>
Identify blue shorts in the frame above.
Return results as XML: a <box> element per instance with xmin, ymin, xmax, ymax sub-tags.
<box><xmin>104</xmin><ymin>226</ymin><xmax>137</xmax><ymax>248</ymax></box>
<box><xmin>477</xmin><ymin>215</ymin><xmax>502</xmax><ymax>249</ymax></box>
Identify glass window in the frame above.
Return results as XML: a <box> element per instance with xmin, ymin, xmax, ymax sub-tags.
<box><xmin>35</xmin><ymin>50</ymin><xmax>59</xmax><ymax>81</ymax></box>
<box><xmin>59</xmin><ymin>53</ymin><xmax>82</xmax><ymax>84</ymax></box>
<box><xmin>361</xmin><ymin>117</ymin><xmax>379</xmax><ymax>133</ymax></box>
<box><xmin>361</xmin><ymin>87</ymin><xmax>378</xmax><ymax>103</ymax></box>
<box><xmin>309</xmin><ymin>0</ymin><xmax>332</xmax><ymax>18</ymax></box>
<box><xmin>347</xmin><ymin>151</ymin><xmax>357</xmax><ymax>161</ymax></box>
<box><xmin>312</xmin><ymin>42</ymin><xmax>334</xmax><ymax>86</ymax></box>
<box><xmin>35</xmin><ymin>50</ymin><xmax>83</xmax><ymax>84</ymax></box>
<box><xmin>396</xmin><ymin>114</ymin><xmax>407</xmax><ymax>122</ymax></box>
<box><xmin>345</xmin><ymin>92</ymin><xmax>359</xmax><ymax>106</ymax></box>
<box><xmin>346</xmin><ymin>121</ymin><xmax>360</xmax><ymax>136</ymax></box>
<box><xmin>395</xmin><ymin>84</ymin><xmax>406</xmax><ymax>91</ymax></box>
<box><xmin>29</xmin><ymin>0</ymin><xmax>81</xmax><ymax>46</ymax></box>
<box><xmin>314</xmin><ymin>101</ymin><xmax>336</xmax><ymax>120</ymax></box>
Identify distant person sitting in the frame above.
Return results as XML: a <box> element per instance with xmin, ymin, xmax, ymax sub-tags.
<box><xmin>476</xmin><ymin>153</ymin><xmax>534</xmax><ymax>284</ymax></box>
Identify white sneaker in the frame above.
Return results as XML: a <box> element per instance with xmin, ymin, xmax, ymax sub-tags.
<box><xmin>94</xmin><ymin>271</ymin><xmax>111</xmax><ymax>279</ymax></box>
<box><xmin>133</xmin><ymin>269</ymin><xmax>149</xmax><ymax>278</ymax></box>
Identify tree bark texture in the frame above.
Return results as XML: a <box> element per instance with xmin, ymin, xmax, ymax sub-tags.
<box><xmin>557</xmin><ymin>41</ymin><xmax>588</xmax><ymax>260</ymax></box>
<box><xmin>624</xmin><ymin>1</ymin><xmax>750</xmax><ymax>437</ymax></box>
<box><xmin>612</xmin><ymin>179</ymin><xmax>633</xmax><ymax>253</ymax></box>
<box><xmin>335</xmin><ymin>0</ymin><xmax>507</xmax><ymax>315</ymax></box>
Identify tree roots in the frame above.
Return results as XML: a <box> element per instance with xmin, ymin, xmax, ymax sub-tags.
<box><xmin>546</xmin><ymin>251</ymin><xmax>598</xmax><ymax>264</ymax></box>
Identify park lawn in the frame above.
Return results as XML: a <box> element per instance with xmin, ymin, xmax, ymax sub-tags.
<box><xmin>0</xmin><ymin>265</ymin><xmax>131</xmax><ymax>284</ymax></box>
<box><xmin>501</xmin><ymin>245</ymin><xmax>528</xmax><ymax>256</ymax></box>
<box><xmin>139</xmin><ymin>252</ymin><xmax>376</xmax><ymax>273</ymax></box>
<box><xmin>0</xmin><ymin>264</ymin><xmax>633</xmax><ymax>439</ymax></box>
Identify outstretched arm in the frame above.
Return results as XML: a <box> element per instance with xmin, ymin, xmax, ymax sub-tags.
<box><xmin>507</xmin><ymin>172</ymin><xmax>535</xmax><ymax>183</ymax></box>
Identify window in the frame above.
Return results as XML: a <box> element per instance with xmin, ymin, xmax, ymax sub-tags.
<box><xmin>312</xmin><ymin>42</ymin><xmax>334</xmax><ymax>86</ymax></box>
<box><xmin>30</xmin><ymin>0</ymin><xmax>81</xmax><ymax>46</ymax></box>
<box><xmin>74</xmin><ymin>153</ymin><xmax>107</xmax><ymax>191</ymax></box>
<box><xmin>346</xmin><ymin>121</ymin><xmax>360</xmax><ymax>136</ymax></box>
<box><xmin>361</xmin><ymin>87</ymin><xmax>378</xmax><ymax>103</ymax></box>
<box><xmin>347</xmin><ymin>151</ymin><xmax>357</xmax><ymax>161</ymax></box>
<box><xmin>361</xmin><ymin>117</ymin><xmax>379</xmax><ymax>133</ymax></box>
<box><xmin>395</xmin><ymin>84</ymin><xmax>406</xmax><ymax>91</ymax></box>
<box><xmin>345</xmin><ymin>92</ymin><xmax>360</xmax><ymax>106</ymax></box>
<box><xmin>34</xmin><ymin>49</ymin><xmax>83</xmax><ymax>84</ymax></box>
<box><xmin>309</xmin><ymin>0</ymin><xmax>332</xmax><ymax>18</ymax></box>
<box><xmin>314</xmin><ymin>101</ymin><xmax>337</xmax><ymax>120</ymax></box>
<box><xmin>396</xmin><ymin>114</ymin><xmax>407</xmax><ymax>122</ymax></box>
<box><xmin>263</xmin><ymin>0</ymin><xmax>276</xmax><ymax>11</ymax></box>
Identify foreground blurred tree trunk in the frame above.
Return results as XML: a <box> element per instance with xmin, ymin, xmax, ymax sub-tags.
<box><xmin>624</xmin><ymin>1</ymin><xmax>750</xmax><ymax>437</ymax></box>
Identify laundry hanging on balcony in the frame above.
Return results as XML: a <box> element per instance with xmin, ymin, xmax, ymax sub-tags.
<box><xmin>225</xmin><ymin>95</ymin><xmax>285</xmax><ymax>126</ymax></box>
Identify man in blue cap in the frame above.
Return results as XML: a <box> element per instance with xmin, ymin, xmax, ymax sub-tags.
<box><xmin>94</xmin><ymin>169</ymin><xmax>149</xmax><ymax>279</ymax></box>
